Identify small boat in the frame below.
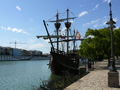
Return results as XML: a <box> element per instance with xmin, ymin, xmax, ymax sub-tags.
<box><xmin>20</xmin><ymin>56</ymin><xmax>34</xmax><ymax>60</ymax></box>
<box><xmin>37</xmin><ymin>9</ymin><xmax>84</xmax><ymax>75</ymax></box>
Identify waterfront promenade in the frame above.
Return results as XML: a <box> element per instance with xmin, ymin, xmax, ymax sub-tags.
<box><xmin>64</xmin><ymin>59</ymin><xmax>120</xmax><ymax>90</ymax></box>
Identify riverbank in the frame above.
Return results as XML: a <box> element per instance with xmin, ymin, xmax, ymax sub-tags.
<box><xmin>38</xmin><ymin>65</ymin><xmax>89</xmax><ymax>89</ymax></box>
<box><xmin>64</xmin><ymin>59</ymin><xmax>120</xmax><ymax>90</ymax></box>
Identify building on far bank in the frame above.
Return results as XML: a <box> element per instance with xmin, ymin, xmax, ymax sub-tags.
<box><xmin>29</xmin><ymin>50</ymin><xmax>42</xmax><ymax>56</ymax></box>
<box><xmin>0</xmin><ymin>46</ymin><xmax>43</xmax><ymax>56</ymax></box>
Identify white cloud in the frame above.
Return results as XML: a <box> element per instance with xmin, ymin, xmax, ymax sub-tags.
<box><xmin>1</xmin><ymin>26</ymin><xmax>30</xmax><ymax>35</ymax></box>
<box><xmin>93</xmin><ymin>4</ymin><xmax>99</xmax><ymax>10</ymax></box>
<box><xmin>61</xmin><ymin>27</ymin><xmax>67</xmax><ymax>35</ymax></box>
<box><xmin>26</xmin><ymin>38</ymin><xmax>50</xmax><ymax>51</ymax></box>
<box><xmin>29</xmin><ymin>18</ymin><xmax>34</xmax><ymax>22</ymax></box>
<box><xmin>103</xmin><ymin>0</ymin><xmax>111</xmax><ymax>3</ymax></box>
<box><xmin>16</xmin><ymin>6</ymin><xmax>21</xmax><ymax>11</ymax></box>
<box><xmin>80</xmin><ymin>5</ymin><xmax>84</xmax><ymax>7</ymax></box>
<box><xmin>94</xmin><ymin>24</ymin><xmax>98</xmax><ymax>27</ymax></box>
<box><xmin>82</xmin><ymin>16</ymin><xmax>117</xmax><ymax>28</ymax></box>
<box><xmin>28</xmin><ymin>38</ymin><xmax>35</xmax><ymax>43</ymax></box>
<box><xmin>113</xmin><ymin>17</ymin><xmax>118</xmax><ymax>22</ymax></box>
<box><xmin>103</xmin><ymin>16</ymin><xmax>107</xmax><ymax>19</ymax></box>
<box><xmin>101</xmin><ymin>16</ymin><xmax>109</xmax><ymax>25</ymax></box>
<box><xmin>79</xmin><ymin>11</ymin><xmax>88</xmax><ymax>17</ymax></box>
<box><xmin>103</xmin><ymin>21</ymin><xmax>107</xmax><ymax>25</ymax></box>
<box><xmin>82</xmin><ymin>23</ymin><xmax>90</xmax><ymax>26</ymax></box>
<box><xmin>103</xmin><ymin>17</ymin><xmax>118</xmax><ymax>25</ymax></box>
<box><xmin>45</xmin><ymin>39</ymin><xmax>50</xmax><ymax>43</ymax></box>
<box><xmin>29</xmin><ymin>43</ymin><xmax>45</xmax><ymax>49</ymax></box>
<box><xmin>70</xmin><ymin>20</ymin><xmax>74</xmax><ymax>23</ymax></box>
<box><xmin>82</xmin><ymin>19</ymin><xmax>100</xmax><ymax>26</ymax></box>
<box><xmin>91</xmin><ymin>19</ymin><xmax>100</xmax><ymax>23</ymax></box>
<box><xmin>115</xmin><ymin>27</ymin><xmax>119</xmax><ymax>29</ymax></box>
<box><xmin>1</xmin><ymin>26</ymin><xmax>6</xmax><ymax>30</ymax></box>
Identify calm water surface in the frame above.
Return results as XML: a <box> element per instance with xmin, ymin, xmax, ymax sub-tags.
<box><xmin>0</xmin><ymin>60</ymin><xmax>51</xmax><ymax>90</ymax></box>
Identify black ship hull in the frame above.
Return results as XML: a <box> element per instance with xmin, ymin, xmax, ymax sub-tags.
<box><xmin>50</xmin><ymin>51</ymin><xmax>80</xmax><ymax>75</ymax></box>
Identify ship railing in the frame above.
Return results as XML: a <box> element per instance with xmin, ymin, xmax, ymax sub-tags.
<box><xmin>54</xmin><ymin>49</ymin><xmax>66</xmax><ymax>55</ymax></box>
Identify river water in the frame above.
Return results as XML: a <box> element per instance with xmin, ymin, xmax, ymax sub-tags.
<box><xmin>0</xmin><ymin>60</ymin><xmax>51</xmax><ymax>90</ymax></box>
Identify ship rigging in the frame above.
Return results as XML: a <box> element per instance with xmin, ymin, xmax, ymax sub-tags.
<box><xmin>37</xmin><ymin>9</ymin><xmax>84</xmax><ymax>75</ymax></box>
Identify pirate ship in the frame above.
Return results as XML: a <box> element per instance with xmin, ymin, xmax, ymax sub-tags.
<box><xmin>37</xmin><ymin>9</ymin><xmax>83</xmax><ymax>75</ymax></box>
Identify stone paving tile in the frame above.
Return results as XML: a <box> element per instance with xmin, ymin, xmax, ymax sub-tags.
<box><xmin>64</xmin><ymin>59</ymin><xmax>120</xmax><ymax>90</ymax></box>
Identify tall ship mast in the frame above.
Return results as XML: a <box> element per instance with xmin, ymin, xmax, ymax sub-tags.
<box><xmin>37</xmin><ymin>9</ymin><xmax>83</xmax><ymax>75</ymax></box>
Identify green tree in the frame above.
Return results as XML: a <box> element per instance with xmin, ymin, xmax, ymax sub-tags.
<box><xmin>79</xmin><ymin>28</ymin><xmax>111</xmax><ymax>61</ymax></box>
<box><xmin>79</xmin><ymin>27</ymin><xmax>120</xmax><ymax>63</ymax></box>
<box><xmin>114</xmin><ymin>28</ymin><xmax>120</xmax><ymax>57</ymax></box>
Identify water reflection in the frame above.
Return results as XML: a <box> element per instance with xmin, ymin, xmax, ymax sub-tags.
<box><xmin>0</xmin><ymin>60</ymin><xmax>51</xmax><ymax>90</ymax></box>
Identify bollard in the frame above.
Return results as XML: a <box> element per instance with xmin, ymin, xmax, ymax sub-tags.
<box><xmin>108</xmin><ymin>71</ymin><xmax>119</xmax><ymax>87</ymax></box>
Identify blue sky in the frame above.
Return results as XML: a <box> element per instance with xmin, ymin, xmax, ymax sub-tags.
<box><xmin>0</xmin><ymin>0</ymin><xmax>119</xmax><ymax>54</ymax></box>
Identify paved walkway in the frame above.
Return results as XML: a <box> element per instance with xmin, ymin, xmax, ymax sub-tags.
<box><xmin>64</xmin><ymin>59</ymin><xmax>120</xmax><ymax>90</ymax></box>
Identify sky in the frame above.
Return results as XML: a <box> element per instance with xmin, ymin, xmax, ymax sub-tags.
<box><xmin>0</xmin><ymin>0</ymin><xmax>119</xmax><ymax>54</ymax></box>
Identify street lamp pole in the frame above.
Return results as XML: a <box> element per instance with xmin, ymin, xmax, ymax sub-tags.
<box><xmin>106</xmin><ymin>2</ymin><xmax>117</xmax><ymax>72</ymax></box>
<box><xmin>107</xmin><ymin>3</ymin><xmax>119</xmax><ymax>87</ymax></box>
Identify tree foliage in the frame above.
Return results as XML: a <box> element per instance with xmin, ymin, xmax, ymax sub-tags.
<box><xmin>78</xmin><ymin>28</ymin><xmax>120</xmax><ymax>61</ymax></box>
<box><xmin>114</xmin><ymin>28</ymin><xmax>120</xmax><ymax>56</ymax></box>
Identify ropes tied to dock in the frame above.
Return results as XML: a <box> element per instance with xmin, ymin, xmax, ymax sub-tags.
<box><xmin>58</xmin><ymin>61</ymin><xmax>79</xmax><ymax>70</ymax></box>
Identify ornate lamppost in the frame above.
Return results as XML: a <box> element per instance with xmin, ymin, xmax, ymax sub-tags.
<box><xmin>106</xmin><ymin>2</ymin><xmax>116</xmax><ymax>72</ymax></box>
<box><xmin>106</xmin><ymin>2</ymin><xmax>119</xmax><ymax>87</ymax></box>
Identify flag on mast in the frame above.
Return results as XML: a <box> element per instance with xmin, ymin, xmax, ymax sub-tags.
<box><xmin>76</xmin><ymin>31</ymin><xmax>81</xmax><ymax>39</ymax></box>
